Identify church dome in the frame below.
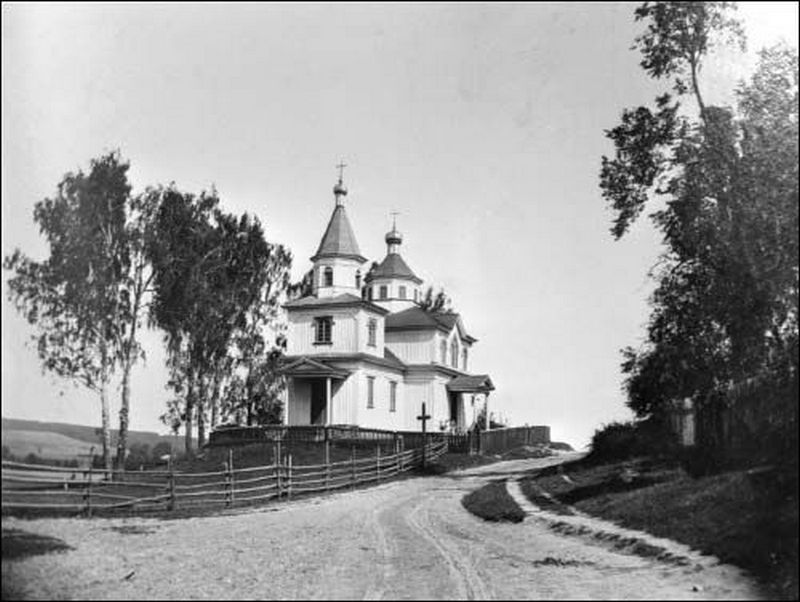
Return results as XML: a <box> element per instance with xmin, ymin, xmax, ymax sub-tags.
<box><xmin>333</xmin><ymin>181</ymin><xmax>348</xmax><ymax>196</ymax></box>
<box><xmin>385</xmin><ymin>227</ymin><xmax>403</xmax><ymax>247</ymax></box>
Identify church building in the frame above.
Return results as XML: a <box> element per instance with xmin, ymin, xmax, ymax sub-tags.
<box><xmin>281</xmin><ymin>169</ymin><xmax>494</xmax><ymax>433</ymax></box>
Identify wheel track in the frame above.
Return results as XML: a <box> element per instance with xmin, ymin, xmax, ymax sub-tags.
<box><xmin>404</xmin><ymin>499</ymin><xmax>492</xmax><ymax>600</ymax></box>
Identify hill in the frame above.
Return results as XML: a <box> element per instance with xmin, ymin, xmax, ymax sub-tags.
<box><xmin>1</xmin><ymin>417</ymin><xmax>190</xmax><ymax>461</ymax></box>
<box><xmin>1</xmin><ymin>429</ymin><xmax>94</xmax><ymax>461</ymax></box>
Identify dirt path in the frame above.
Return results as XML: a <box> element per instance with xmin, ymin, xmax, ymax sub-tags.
<box><xmin>2</xmin><ymin>454</ymin><xmax>766</xmax><ymax>600</ymax></box>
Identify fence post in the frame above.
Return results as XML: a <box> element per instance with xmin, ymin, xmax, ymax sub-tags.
<box><xmin>287</xmin><ymin>454</ymin><xmax>293</xmax><ymax>502</ymax></box>
<box><xmin>167</xmin><ymin>456</ymin><xmax>176</xmax><ymax>511</ymax></box>
<box><xmin>84</xmin><ymin>464</ymin><xmax>93</xmax><ymax>518</ymax></box>
<box><xmin>351</xmin><ymin>445</ymin><xmax>356</xmax><ymax>490</ymax></box>
<box><xmin>274</xmin><ymin>443</ymin><xmax>282</xmax><ymax>499</ymax></box>
<box><xmin>225</xmin><ymin>448</ymin><xmax>234</xmax><ymax>508</ymax></box>
<box><xmin>376</xmin><ymin>444</ymin><xmax>381</xmax><ymax>482</ymax></box>
<box><xmin>325</xmin><ymin>432</ymin><xmax>331</xmax><ymax>492</ymax></box>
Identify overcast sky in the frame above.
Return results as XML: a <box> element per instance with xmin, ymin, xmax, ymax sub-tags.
<box><xmin>2</xmin><ymin>2</ymin><xmax>797</xmax><ymax>449</ymax></box>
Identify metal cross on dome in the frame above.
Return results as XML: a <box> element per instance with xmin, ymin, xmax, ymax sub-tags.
<box><xmin>336</xmin><ymin>161</ymin><xmax>347</xmax><ymax>183</ymax></box>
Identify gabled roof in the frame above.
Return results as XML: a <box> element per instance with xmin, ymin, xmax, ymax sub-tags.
<box><xmin>447</xmin><ymin>374</ymin><xmax>495</xmax><ymax>393</ymax></box>
<box><xmin>284</xmin><ymin>293</ymin><xmax>389</xmax><ymax>315</ymax></box>
<box><xmin>281</xmin><ymin>357</ymin><xmax>350</xmax><ymax>379</ymax></box>
<box><xmin>385</xmin><ymin>307</ymin><xmax>477</xmax><ymax>342</ymax></box>
<box><xmin>366</xmin><ymin>253</ymin><xmax>422</xmax><ymax>284</ymax></box>
<box><xmin>282</xmin><ymin>349</ymin><xmax>406</xmax><ymax>373</ymax></box>
<box><xmin>311</xmin><ymin>205</ymin><xmax>367</xmax><ymax>263</ymax></box>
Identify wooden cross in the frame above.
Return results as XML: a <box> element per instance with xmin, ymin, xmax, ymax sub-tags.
<box><xmin>336</xmin><ymin>161</ymin><xmax>347</xmax><ymax>183</ymax></box>
<box><xmin>417</xmin><ymin>402</ymin><xmax>431</xmax><ymax>433</ymax></box>
<box><xmin>417</xmin><ymin>402</ymin><xmax>431</xmax><ymax>469</ymax></box>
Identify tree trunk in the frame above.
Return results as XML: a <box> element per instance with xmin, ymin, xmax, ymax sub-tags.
<box><xmin>197</xmin><ymin>375</ymin><xmax>207</xmax><ymax>449</ymax></box>
<box><xmin>185</xmin><ymin>371</ymin><xmax>195</xmax><ymax>457</ymax></box>
<box><xmin>100</xmin><ymin>373</ymin><xmax>112</xmax><ymax>476</ymax></box>
<box><xmin>210</xmin><ymin>374</ymin><xmax>221</xmax><ymax>429</ymax></box>
<box><xmin>116</xmin><ymin>361</ymin><xmax>132</xmax><ymax>470</ymax></box>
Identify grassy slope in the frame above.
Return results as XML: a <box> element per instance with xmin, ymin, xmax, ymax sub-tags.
<box><xmin>522</xmin><ymin>458</ymin><xmax>798</xmax><ymax>600</ymax></box>
<box><xmin>1</xmin><ymin>430</ymin><xmax>94</xmax><ymax>460</ymax></box>
<box><xmin>2</xmin><ymin>417</ymin><xmax>188</xmax><ymax>454</ymax></box>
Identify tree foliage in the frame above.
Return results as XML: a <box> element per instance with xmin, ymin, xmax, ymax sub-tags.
<box><xmin>147</xmin><ymin>186</ymin><xmax>292</xmax><ymax>451</ymax></box>
<box><xmin>418</xmin><ymin>286</ymin><xmax>455</xmax><ymax>314</ymax></box>
<box><xmin>601</xmin><ymin>2</ymin><xmax>798</xmax><ymax>465</ymax></box>
<box><xmin>4</xmin><ymin>152</ymin><xmax>138</xmax><ymax>472</ymax></box>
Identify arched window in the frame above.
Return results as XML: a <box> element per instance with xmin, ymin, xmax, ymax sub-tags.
<box><xmin>440</xmin><ymin>340</ymin><xmax>447</xmax><ymax>363</ymax></box>
<box><xmin>462</xmin><ymin>348</ymin><xmax>468</xmax><ymax>371</ymax></box>
<box><xmin>367</xmin><ymin>318</ymin><xmax>377</xmax><ymax>347</ymax></box>
<box><xmin>451</xmin><ymin>338</ymin><xmax>458</xmax><ymax>368</ymax></box>
<box><xmin>324</xmin><ymin>267</ymin><xmax>333</xmax><ymax>287</ymax></box>
<box><xmin>355</xmin><ymin>269</ymin><xmax>361</xmax><ymax>289</ymax></box>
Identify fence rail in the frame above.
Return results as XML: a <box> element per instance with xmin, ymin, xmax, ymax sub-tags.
<box><xmin>2</xmin><ymin>439</ymin><xmax>447</xmax><ymax>516</ymax></box>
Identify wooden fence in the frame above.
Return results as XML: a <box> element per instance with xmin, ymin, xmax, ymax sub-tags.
<box><xmin>209</xmin><ymin>424</ymin><xmax>551</xmax><ymax>456</ymax></box>
<box><xmin>1</xmin><ymin>439</ymin><xmax>447</xmax><ymax>516</ymax></box>
<box><xmin>479</xmin><ymin>426</ymin><xmax>551</xmax><ymax>455</ymax></box>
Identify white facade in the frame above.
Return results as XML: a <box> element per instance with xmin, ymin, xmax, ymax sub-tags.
<box><xmin>282</xmin><ymin>176</ymin><xmax>493</xmax><ymax>433</ymax></box>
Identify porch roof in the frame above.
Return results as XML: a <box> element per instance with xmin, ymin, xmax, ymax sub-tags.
<box><xmin>446</xmin><ymin>374</ymin><xmax>495</xmax><ymax>393</ymax></box>
<box><xmin>281</xmin><ymin>357</ymin><xmax>350</xmax><ymax>379</ymax></box>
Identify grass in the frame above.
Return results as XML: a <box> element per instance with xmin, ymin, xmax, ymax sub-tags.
<box><xmin>461</xmin><ymin>480</ymin><xmax>526</xmax><ymax>523</ymax></box>
<box><xmin>521</xmin><ymin>457</ymin><xmax>798</xmax><ymax>600</ymax></box>
<box><xmin>2</xmin><ymin>528</ymin><xmax>74</xmax><ymax>561</ymax></box>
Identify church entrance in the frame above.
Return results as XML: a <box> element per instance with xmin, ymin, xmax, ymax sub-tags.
<box><xmin>448</xmin><ymin>392</ymin><xmax>462</xmax><ymax>432</ymax></box>
<box><xmin>310</xmin><ymin>380</ymin><xmax>327</xmax><ymax>425</ymax></box>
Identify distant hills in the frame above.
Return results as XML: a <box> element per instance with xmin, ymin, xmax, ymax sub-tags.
<box><xmin>2</xmin><ymin>417</ymin><xmax>189</xmax><ymax>460</ymax></box>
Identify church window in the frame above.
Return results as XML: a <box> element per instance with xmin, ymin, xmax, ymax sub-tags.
<box><xmin>323</xmin><ymin>267</ymin><xmax>333</xmax><ymax>287</ymax></box>
<box><xmin>440</xmin><ymin>340</ymin><xmax>447</xmax><ymax>363</ymax></box>
<box><xmin>314</xmin><ymin>316</ymin><xmax>333</xmax><ymax>344</ymax></box>
<box><xmin>379</xmin><ymin>285</ymin><xmax>388</xmax><ymax>300</ymax></box>
<box><xmin>368</xmin><ymin>319</ymin><xmax>377</xmax><ymax>347</ymax></box>
<box><xmin>451</xmin><ymin>339</ymin><xmax>458</xmax><ymax>368</ymax></box>
<box><xmin>389</xmin><ymin>381</ymin><xmax>397</xmax><ymax>412</ymax></box>
<box><xmin>368</xmin><ymin>287</ymin><xmax>374</xmax><ymax>301</ymax></box>
<box><xmin>399</xmin><ymin>285</ymin><xmax>407</xmax><ymax>299</ymax></box>
<box><xmin>462</xmin><ymin>348</ymin><xmax>468</xmax><ymax>371</ymax></box>
<box><xmin>355</xmin><ymin>269</ymin><xmax>361</xmax><ymax>289</ymax></box>
<box><xmin>367</xmin><ymin>376</ymin><xmax>375</xmax><ymax>408</ymax></box>
<box><xmin>414</xmin><ymin>289</ymin><xmax>418</xmax><ymax>302</ymax></box>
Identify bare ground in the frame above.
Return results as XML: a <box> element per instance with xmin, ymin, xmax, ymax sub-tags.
<box><xmin>2</xmin><ymin>454</ymin><xmax>766</xmax><ymax>600</ymax></box>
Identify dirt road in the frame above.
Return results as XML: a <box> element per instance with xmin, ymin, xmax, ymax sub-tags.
<box><xmin>2</xmin><ymin>455</ymin><xmax>765</xmax><ymax>600</ymax></box>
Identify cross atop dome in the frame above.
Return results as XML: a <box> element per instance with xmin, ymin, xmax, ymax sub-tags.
<box><xmin>333</xmin><ymin>161</ymin><xmax>348</xmax><ymax>205</ymax></box>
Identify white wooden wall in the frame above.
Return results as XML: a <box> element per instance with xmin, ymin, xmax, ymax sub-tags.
<box><xmin>385</xmin><ymin>330</ymin><xmax>435</xmax><ymax>364</ymax></box>
<box><xmin>287</xmin><ymin>307</ymin><xmax>384</xmax><ymax>357</ymax></box>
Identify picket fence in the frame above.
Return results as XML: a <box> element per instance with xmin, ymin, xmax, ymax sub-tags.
<box><xmin>1</xmin><ymin>439</ymin><xmax>447</xmax><ymax>516</ymax></box>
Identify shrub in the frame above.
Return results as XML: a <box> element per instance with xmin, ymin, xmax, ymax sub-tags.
<box><xmin>588</xmin><ymin>418</ymin><xmax>677</xmax><ymax>464</ymax></box>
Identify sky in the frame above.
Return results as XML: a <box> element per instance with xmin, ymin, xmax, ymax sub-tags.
<box><xmin>2</xmin><ymin>2</ymin><xmax>798</xmax><ymax>450</ymax></box>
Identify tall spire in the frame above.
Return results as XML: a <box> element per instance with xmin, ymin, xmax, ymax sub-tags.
<box><xmin>333</xmin><ymin>161</ymin><xmax>347</xmax><ymax>206</ymax></box>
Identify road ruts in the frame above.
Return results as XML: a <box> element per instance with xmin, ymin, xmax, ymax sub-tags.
<box><xmin>2</xmin><ymin>454</ymin><xmax>766</xmax><ymax>600</ymax></box>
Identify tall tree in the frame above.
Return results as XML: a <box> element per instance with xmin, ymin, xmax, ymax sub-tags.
<box><xmin>4</xmin><ymin>153</ymin><xmax>133</xmax><ymax>472</ymax></box>
<box><xmin>600</xmin><ymin>2</ymin><xmax>798</xmax><ymax>463</ymax></box>
<box><xmin>147</xmin><ymin>187</ymin><xmax>292</xmax><ymax>451</ymax></box>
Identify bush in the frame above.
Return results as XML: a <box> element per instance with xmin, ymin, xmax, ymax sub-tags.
<box><xmin>588</xmin><ymin>418</ymin><xmax>677</xmax><ymax>464</ymax></box>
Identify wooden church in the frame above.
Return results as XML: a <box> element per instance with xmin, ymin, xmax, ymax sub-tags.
<box><xmin>281</xmin><ymin>169</ymin><xmax>494</xmax><ymax>433</ymax></box>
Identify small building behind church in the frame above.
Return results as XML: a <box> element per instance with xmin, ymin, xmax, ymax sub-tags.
<box><xmin>281</xmin><ymin>171</ymin><xmax>494</xmax><ymax>433</ymax></box>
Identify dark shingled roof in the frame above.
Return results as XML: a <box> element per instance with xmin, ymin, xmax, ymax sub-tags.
<box><xmin>284</xmin><ymin>293</ymin><xmax>389</xmax><ymax>314</ymax></box>
<box><xmin>366</xmin><ymin>253</ymin><xmax>422</xmax><ymax>284</ymax></box>
<box><xmin>311</xmin><ymin>205</ymin><xmax>367</xmax><ymax>262</ymax></box>
<box><xmin>385</xmin><ymin>307</ymin><xmax>476</xmax><ymax>342</ymax></box>
<box><xmin>447</xmin><ymin>374</ymin><xmax>495</xmax><ymax>393</ymax></box>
